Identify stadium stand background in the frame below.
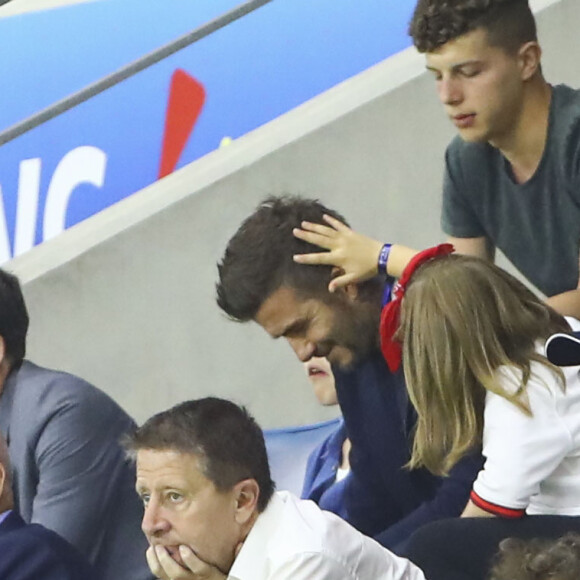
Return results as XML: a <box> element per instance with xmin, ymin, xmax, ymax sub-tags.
<box><xmin>4</xmin><ymin>0</ymin><xmax>579</xmax><ymax>427</ymax></box>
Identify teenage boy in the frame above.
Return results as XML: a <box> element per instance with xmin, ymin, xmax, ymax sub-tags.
<box><xmin>294</xmin><ymin>0</ymin><xmax>580</xmax><ymax>318</ymax></box>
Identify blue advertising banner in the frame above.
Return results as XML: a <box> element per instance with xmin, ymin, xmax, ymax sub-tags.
<box><xmin>0</xmin><ymin>0</ymin><xmax>416</xmax><ymax>262</ymax></box>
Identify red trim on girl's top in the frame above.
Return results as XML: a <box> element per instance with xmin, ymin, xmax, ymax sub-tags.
<box><xmin>470</xmin><ymin>490</ymin><xmax>526</xmax><ymax>519</ymax></box>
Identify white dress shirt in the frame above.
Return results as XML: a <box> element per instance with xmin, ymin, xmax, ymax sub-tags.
<box><xmin>228</xmin><ymin>491</ymin><xmax>426</xmax><ymax>580</ymax></box>
<box><xmin>0</xmin><ymin>509</ymin><xmax>11</xmax><ymax>527</ymax></box>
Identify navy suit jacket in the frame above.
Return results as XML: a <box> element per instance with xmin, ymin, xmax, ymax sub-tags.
<box><xmin>332</xmin><ymin>350</ymin><xmax>484</xmax><ymax>551</ymax></box>
<box><xmin>0</xmin><ymin>361</ymin><xmax>151</xmax><ymax>580</ymax></box>
<box><xmin>0</xmin><ymin>511</ymin><xmax>98</xmax><ymax>580</ymax></box>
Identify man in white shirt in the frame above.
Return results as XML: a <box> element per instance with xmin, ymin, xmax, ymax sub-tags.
<box><xmin>126</xmin><ymin>397</ymin><xmax>426</xmax><ymax>580</ymax></box>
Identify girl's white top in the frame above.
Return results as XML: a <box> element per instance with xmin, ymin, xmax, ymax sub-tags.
<box><xmin>472</xmin><ymin>317</ymin><xmax>580</xmax><ymax>516</ymax></box>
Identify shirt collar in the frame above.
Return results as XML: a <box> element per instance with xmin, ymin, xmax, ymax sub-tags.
<box><xmin>0</xmin><ymin>510</ymin><xmax>12</xmax><ymax>527</ymax></box>
<box><xmin>227</xmin><ymin>492</ymin><xmax>285</xmax><ymax>580</ymax></box>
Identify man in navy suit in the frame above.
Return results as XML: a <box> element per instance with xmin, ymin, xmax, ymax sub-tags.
<box><xmin>0</xmin><ymin>434</ymin><xmax>98</xmax><ymax>580</ymax></box>
<box><xmin>0</xmin><ymin>268</ymin><xmax>151</xmax><ymax>579</ymax></box>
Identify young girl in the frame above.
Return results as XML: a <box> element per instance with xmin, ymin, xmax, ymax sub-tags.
<box><xmin>294</xmin><ymin>221</ymin><xmax>580</xmax><ymax>578</ymax></box>
<box><xmin>396</xmin><ymin>253</ymin><xmax>580</xmax><ymax>519</ymax></box>
<box><xmin>296</xmin><ymin>219</ymin><xmax>580</xmax><ymax>516</ymax></box>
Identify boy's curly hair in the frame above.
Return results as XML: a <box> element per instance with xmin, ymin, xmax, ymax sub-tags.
<box><xmin>409</xmin><ymin>0</ymin><xmax>537</xmax><ymax>53</ymax></box>
<box><xmin>490</xmin><ymin>534</ymin><xmax>580</xmax><ymax>580</ymax></box>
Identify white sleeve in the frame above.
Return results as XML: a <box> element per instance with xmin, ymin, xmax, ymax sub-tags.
<box><xmin>472</xmin><ymin>367</ymin><xmax>571</xmax><ymax>516</ymax></box>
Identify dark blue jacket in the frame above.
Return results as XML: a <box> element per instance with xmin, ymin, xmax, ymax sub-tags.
<box><xmin>332</xmin><ymin>350</ymin><xmax>484</xmax><ymax>552</ymax></box>
<box><xmin>0</xmin><ymin>511</ymin><xmax>99</xmax><ymax>580</ymax></box>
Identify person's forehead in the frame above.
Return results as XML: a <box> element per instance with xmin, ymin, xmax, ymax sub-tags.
<box><xmin>426</xmin><ymin>27</ymin><xmax>499</xmax><ymax>68</ymax></box>
<box><xmin>136</xmin><ymin>448</ymin><xmax>205</xmax><ymax>487</ymax></box>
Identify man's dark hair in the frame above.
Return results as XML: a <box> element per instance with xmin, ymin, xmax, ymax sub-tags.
<box><xmin>125</xmin><ymin>397</ymin><xmax>275</xmax><ymax>512</ymax></box>
<box><xmin>0</xmin><ymin>269</ymin><xmax>28</xmax><ymax>368</ymax></box>
<box><xmin>490</xmin><ymin>534</ymin><xmax>580</xmax><ymax>580</ymax></box>
<box><xmin>216</xmin><ymin>195</ymin><xmax>380</xmax><ymax>321</ymax></box>
<box><xmin>409</xmin><ymin>0</ymin><xmax>537</xmax><ymax>54</ymax></box>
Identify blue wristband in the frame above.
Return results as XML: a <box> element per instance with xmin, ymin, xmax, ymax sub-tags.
<box><xmin>378</xmin><ymin>243</ymin><xmax>392</xmax><ymax>275</ymax></box>
<box><xmin>382</xmin><ymin>278</ymin><xmax>394</xmax><ymax>307</ymax></box>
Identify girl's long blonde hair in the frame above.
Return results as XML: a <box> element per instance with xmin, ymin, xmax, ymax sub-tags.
<box><xmin>399</xmin><ymin>255</ymin><xmax>570</xmax><ymax>476</ymax></box>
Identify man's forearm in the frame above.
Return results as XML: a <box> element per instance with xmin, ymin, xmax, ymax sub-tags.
<box><xmin>546</xmin><ymin>288</ymin><xmax>580</xmax><ymax>319</ymax></box>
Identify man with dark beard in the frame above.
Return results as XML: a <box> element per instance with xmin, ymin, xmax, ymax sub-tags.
<box><xmin>216</xmin><ymin>195</ymin><xmax>483</xmax><ymax>551</ymax></box>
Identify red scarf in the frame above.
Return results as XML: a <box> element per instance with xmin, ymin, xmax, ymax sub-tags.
<box><xmin>380</xmin><ymin>244</ymin><xmax>454</xmax><ymax>372</ymax></box>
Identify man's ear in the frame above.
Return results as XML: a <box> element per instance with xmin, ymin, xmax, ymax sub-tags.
<box><xmin>232</xmin><ymin>479</ymin><xmax>259</xmax><ymax>524</ymax></box>
<box><xmin>0</xmin><ymin>337</ymin><xmax>10</xmax><ymax>396</ymax></box>
<box><xmin>0</xmin><ymin>336</ymin><xmax>6</xmax><ymax>366</ymax></box>
<box><xmin>518</xmin><ymin>41</ymin><xmax>542</xmax><ymax>81</ymax></box>
<box><xmin>0</xmin><ymin>463</ymin><xmax>8</xmax><ymax>510</ymax></box>
<box><xmin>330</xmin><ymin>267</ymin><xmax>359</xmax><ymax>301</ymax></box>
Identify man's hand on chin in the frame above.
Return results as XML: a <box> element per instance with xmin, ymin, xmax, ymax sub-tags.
<box><xmin>146</xmin><ymin>545</ymin><xmax>227</xmax><ymax>580</ymax></box>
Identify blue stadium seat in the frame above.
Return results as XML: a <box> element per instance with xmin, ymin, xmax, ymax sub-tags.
<box><xmin>264</xmin><ymin>417</ymin><xmax>342</xmax><ymax>496</ymax></box>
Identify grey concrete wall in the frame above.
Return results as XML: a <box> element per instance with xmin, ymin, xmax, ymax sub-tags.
<box><xmin>8</xmin><ymin>0</ymin><xmax>580</xmax><ymax>427</ymax></box>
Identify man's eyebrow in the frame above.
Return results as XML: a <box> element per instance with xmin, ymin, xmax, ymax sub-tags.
<box><xmin>273</xmin><ymin>319</ymin><xmax>306</xmax><ymax>340</ymax></box>
<box><xmin>426</xmin><ymin>60</ymin><xmax>483</xmax><ymax>73</ymax></box>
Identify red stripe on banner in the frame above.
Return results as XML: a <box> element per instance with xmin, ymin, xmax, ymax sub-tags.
<box><xmin>470</xmin><ymin>491</ymin><xmax>526</xmax><ymax>519</ymax></box>
<box><xmin>158</xmin><ymin>69</ymin><xmax>206</xmax><ymax>179</ymax></box>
